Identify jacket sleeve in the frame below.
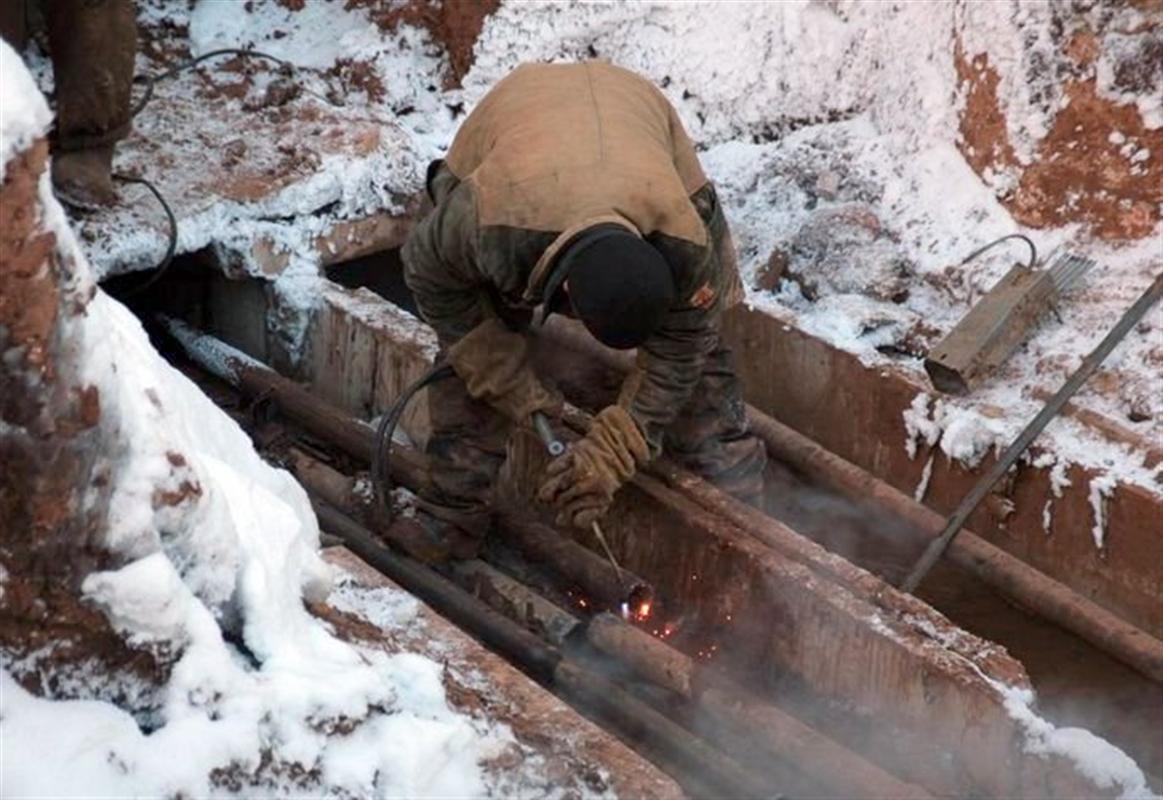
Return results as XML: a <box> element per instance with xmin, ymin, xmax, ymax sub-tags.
<box><xmin>628</xmin><ymin>304</ymin><xmax>718</xmax><ymax>458</ymax></box>
<box><xmin>402</xmin><ymin>181</ymin><xmax>487</xmax><ymax>347</ymax></box>
<box><xmin>626</xmin><ymin>183</ymin><xmax>735</xmax><ymax>458</ymax></box>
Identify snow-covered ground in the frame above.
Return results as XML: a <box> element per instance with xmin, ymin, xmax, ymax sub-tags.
<box><xmin>51</xmin><ymin>0</ymin><xmax>1159</xmax><ymax>502</ymax></box>
<box><xmin>4</xmin><ymin>2</ymin><xmax>1162</xmax><ymax>795</ymax></box>
<box><xmin>0</xmin><ymin>40</ymin><xmax>583</xmax><ymax>798</ymax></box>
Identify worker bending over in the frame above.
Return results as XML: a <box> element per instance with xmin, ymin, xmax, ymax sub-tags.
<box><xmin>402</xmin><ymin>61</ymin><xmax>766</xmax><ymax>556</ymax></box>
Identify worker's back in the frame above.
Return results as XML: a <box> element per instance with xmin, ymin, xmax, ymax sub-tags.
<box><xmin>445</xmin><ymin>61</ymin><xmax>708</xmax><ymax>249</ymax></box>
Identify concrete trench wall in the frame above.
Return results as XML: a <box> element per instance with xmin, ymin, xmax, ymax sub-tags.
<box><xmin>229</xmin><ymin>276</ymin><xmax>1108</xmax><ymax>798</ymax></box>
<box><xmin>722</xmin><ymin>306</ymin><xmax>1163</xmax><ymax>639</ymax></box>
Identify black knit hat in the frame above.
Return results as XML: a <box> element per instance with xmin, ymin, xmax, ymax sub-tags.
<box><xmin>542</xmin><ymin>225</ymin><xmax>675</xmax><ymax>350</ymax></box>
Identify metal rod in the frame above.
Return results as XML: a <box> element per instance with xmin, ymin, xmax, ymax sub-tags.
<box><xmin>591</xmin><ymin>520</ymin><xmax>624</xmax><ymax>584</ymax></box>
<box><xmin>901</xmin><ymin>272</ymin><xmax>1163</xmax><ymax>593</ymax></box>
<box><xmin>532</xmin><ymin>411</ymin><xmax>566</xmax><ymax>457</ymax></box>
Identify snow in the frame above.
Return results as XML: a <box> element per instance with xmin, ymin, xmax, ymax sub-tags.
<box><xmin>32</xmin><ymin>0</ymin><xmax>1154</xmax><ymax>494</ymax></box>
<box><xmin>0</xmin><ymin>40</ymin><xmax>52</xmax><ymax>181</ymax></box>
<box><xmin>996</xmin><ymin>683</ymin><xmax>1159</xmax><ymax>800</ymax></box>
<box><xmin>1088</xmin><ymin>472</ymin><xmax>1116</xmax><ymax>551</ymax></box>
<box><xmin>914</xmin><ymin>455</ymin><xmax>934</xmax><ymax>503</ymax></box>
<box><xmin>0</xmin><ymin>51</ymin><xmax>529</xmax><ymax>798</ymax></box>
<box><xmin>6</xmin><ymin>3</ymin><xmax>1159</xmax><ymax>789</ymax></box>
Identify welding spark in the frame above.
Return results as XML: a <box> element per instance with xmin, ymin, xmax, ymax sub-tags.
<box><xmin>634</xmin><ymin>600</ymin><xmax>653</xmax><ymax>622</ymax></box>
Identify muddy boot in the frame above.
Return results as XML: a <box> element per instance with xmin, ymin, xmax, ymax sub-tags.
<box><xmin>381</xmin><ymin>510</ymin><xmax>483</xmax><ymax>565</ymax></box>
<box><xmin>51</xmin><ymin>145</ymin><xmax>118</xmax><ymax>209</ymax></box>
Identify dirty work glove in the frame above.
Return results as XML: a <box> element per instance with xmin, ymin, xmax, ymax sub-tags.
<box><xmin>537</xmin><ymin>405</ymin><xmax>650</xmax><ymax>530</ymax></box>
<box><xmin>447</xmin><ymin>317</ymin><xmax>562</xmax><ymax>423</ymax></box>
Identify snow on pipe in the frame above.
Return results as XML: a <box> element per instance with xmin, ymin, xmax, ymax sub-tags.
<box><xmin>158</xmin><ymin>314</ymin><xmax>264</xmax><ymax>385</ymax></box>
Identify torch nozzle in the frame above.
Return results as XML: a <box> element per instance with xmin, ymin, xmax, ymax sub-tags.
<box><xmin>532</xmin><ymin>411</ymin><xmax>566</xmax><ymax>457</ymax></box>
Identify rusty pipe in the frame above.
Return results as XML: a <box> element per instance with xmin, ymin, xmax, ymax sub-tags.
<box><xmin>585</xmin><ymin>613</ymin><xmax>934</xmax><ymax>799</ymax></box>
<box><xmin>497</xmin><ymin>513</ymin><xmax>654</xmax><ymax>615</ymax></box>
<box><xmin>534</xmin><ymin>316</ymin><xmax>1163</xmax><ymax>684</ymax></box>
<box><xmin>313</xmin><ymin>501</ymin><xmax>778</xmax><ymax>800</ymax></box>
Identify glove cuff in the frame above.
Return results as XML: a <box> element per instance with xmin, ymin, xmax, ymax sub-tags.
<box><xmin>589</xmin><ymin>405</ymin><xmax>650</xmax><ymax>482</ymax></box>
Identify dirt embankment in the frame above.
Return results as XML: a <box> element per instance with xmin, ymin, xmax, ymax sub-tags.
<box><xmin>956</xmin><ymin>9</ymin><xmax>1162</xmax><ymax>240</ymax></box>
<box><xmin>0</xmin><ymin>139</ymin><xmax>163</xmax><ymax>692</ymax></box>
<box><xmin>341</xmin><ymin>0</ymin><xmax>499</xmax><ymax>88</ymax></box>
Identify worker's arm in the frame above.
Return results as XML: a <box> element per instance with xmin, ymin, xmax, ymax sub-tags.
<box><xmin>402</xmin><ymin>182</ymin><xmax>558</xmax><ymax>423</ymax></box>
<box><xmin>402</xmin><ymin>180</ymin><xmax>488</xmax><ymax>345</ymax></box>
<box><xmin>627</xmin><ymin>182</ymin><xmax>734</xmax><ymax>457</ymax></box>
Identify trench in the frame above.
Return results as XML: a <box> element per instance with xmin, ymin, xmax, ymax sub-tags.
<box><xmin>103</xmin><ymin>249</ymin><xmax>1163</xmax><ymax>795</ymax></box>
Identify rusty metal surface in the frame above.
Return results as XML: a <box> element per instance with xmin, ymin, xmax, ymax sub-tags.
<box><xmin>722</xmin><ymin>304</ymin><xmax>1163</xmax><ymax>638</ymax></box>
<box><xmin>321</xmin><ymin>547</ymin><xmax>683</xmax><ymax>800</ymax></box>
<box><xmin>924</xmin><ymin>264</ymin><xmax>1056</xmax><ymax>394</ymax></box>
<box><xmin>191</xmin><ymin>282</ymin><xmax>1121</xmax><ymax>797</ymax></box>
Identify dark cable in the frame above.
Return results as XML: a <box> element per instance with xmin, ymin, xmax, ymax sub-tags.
<box><xmin>372</xmin><ymin>363</ymin><xmax>456</xmax><ymax>517</ymax></box>
<box><xmin>959</xmin><ymin>233</ymin><xmax>1038</xmax><ymax>270</ymax></box>
<box><xmin>110</xmin><ymin>174</ymin><xmax>177</xmax><ymax>298</ymax></box>
<box><xmin>131</xmin><ymin>48</ymin><xmax>292</xmax><ymax>117</ymax></box>
<box><xmin>106</xmin><ymin>49</ymin><xmax>294</xmax><ymax>295</ymax></box>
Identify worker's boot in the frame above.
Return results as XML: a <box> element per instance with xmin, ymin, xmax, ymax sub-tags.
<box><xmin>51</xmin><ymin>145</ymin><xmax>118</xmax><ymax>209</ymax></box>
<box><xmin>381</xmin><ymin>509</ymin><xmax>484</xmax><ymax>565</ymax></box>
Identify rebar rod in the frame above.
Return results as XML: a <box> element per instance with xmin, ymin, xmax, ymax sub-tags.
<box><xmin>902</xmin><ymin>273</ymin><xmax>1163</xmax><ymax>593</ymax></box>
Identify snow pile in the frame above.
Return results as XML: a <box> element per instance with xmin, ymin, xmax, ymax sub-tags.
<box><xmin>997</xmin><ymin>684</ymin><xmax>1158</xmax><ymax>800</ymax></box>
<box><xmin>0</xmin><ymin>41</ymin><xmax>51</xmax><ymax>180</ymax></box>
<box><xmin>0</xmin><ymin>45</ymin><xmax>517</xmax><ymax>798</ymax></box>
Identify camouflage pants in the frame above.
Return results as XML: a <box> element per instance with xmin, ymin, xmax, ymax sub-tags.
<box><xmin>0</xmin><ymin>0</ymin><xmax>136</xmax><ymax>152</ymax></box>
<box><xmin>419</xmin><ymin>340</ymin><xmax>767</xmax><ymax>537</ymax></box>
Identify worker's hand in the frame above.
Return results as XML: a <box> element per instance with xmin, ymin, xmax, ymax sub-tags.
<box><xmin>447</xmin><ymin>318</ymin><xmax>562</xmax><ymax>423</ymax></box>
<box><xmin>537</xmin><ymin>405</ymin><xmax>649</xmax><ymax>529</ymax></box>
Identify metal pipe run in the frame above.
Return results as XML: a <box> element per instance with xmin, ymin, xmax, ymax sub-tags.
<box><xmin>535</xmin><ymin>316</ymin><xmax>1163</xmax><ymax>684</ymax></box>
<box><xmin>313</xmin><ymin>501</ymin><xmax>778</xmax><ymax>800</ymax></box>
<box><xmin>745</xmin><ymin>412</ymin><xmax>1163</xmax><ymax>684</ymax></box>
<box><xmin>290</xmin><ymin>445</ymin><xmax>924</xmax><ymax>798</ymax></box>
<box><xmin>585</xmin><ymin>613</ymin><xmax>934</xmax><ymax>800</ymax></box>
<box><xmin>164</xmin><ymin>317</ymin><xmax>654</xmax><ymax>615</ymax></box>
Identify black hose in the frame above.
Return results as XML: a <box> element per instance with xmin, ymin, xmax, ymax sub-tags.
<box><xmin>371</xmin><ymin>363</ymin><xmax>456</xmax><ymax>516</ymax></box>
<box><xmin>110</xmin><ymin>174</ymin><xmax>177</xmax><ymax>297</ymax></box>
<box><xmin>131</xmin><ymin>48</ymin><xmax>293</xmax><ymax>117</ymax></box>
